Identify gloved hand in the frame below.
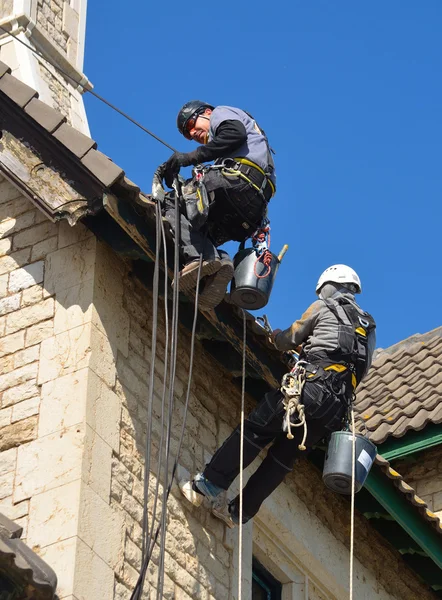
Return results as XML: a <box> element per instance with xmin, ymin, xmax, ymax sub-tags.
<box><xmin>163</xmin><ymin>151</ymin><xmax>199</xmax><ymax>188</ymax></box>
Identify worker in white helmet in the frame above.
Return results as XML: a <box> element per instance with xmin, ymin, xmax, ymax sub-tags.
<box><xmin>179</xmin><ymin>265</ymin><xmax>376</xmax><ymax>526</ymax></box>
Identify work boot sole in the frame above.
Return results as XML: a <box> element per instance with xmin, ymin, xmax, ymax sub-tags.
<box><xmin>177</xmin><ymin>260</ymin><xmax>222</xmax><ymax>295</ymax></box>
<box><xmin>211</xmin><ymin>504</ymin><xmax>236</xmax><ymax>528</ymax></box>
<box><xmin>178</xmin><ymin>478</ymin><xmax>204</xmax><ymax>508</ymax></box>
<box><xmin>198</xmin><ymin>260</ymin><xmax>234</xmax><ymax>311</ymax></box>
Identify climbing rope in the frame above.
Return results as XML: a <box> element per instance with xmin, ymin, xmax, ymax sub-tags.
<box><xmin>349</xmin><ymin>404</ymin><xmax>356</xmax><ymax>600</ymax></box>
<box><xmin>252</xmin><ymin>226</ymin><xmax>272</xmax><ymax>279</ymax></box>
<box><xmin>280</xmin><ymin>363</ymin><xmax>308</xmax><ymax>449</ymax></box>
<box><xmin>238</xmin><ymin>310</ymin><xmax>247</xmax><ymax>599</ymax></box>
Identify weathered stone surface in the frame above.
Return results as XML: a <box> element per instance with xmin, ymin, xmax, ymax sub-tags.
<box><xmin>53</xmin><ymin>278</ymin><xmax>94</xmax><ymax>334</ymax></box>
<box><xmin>2</xmin><ymin>379</ymin><xmax>39</xmax><ymax>407</ymax></box>
<box><xmin>27</xmin><ymin>480</ymin><xmax>81</xmax><ymax>548</ymax></box>
<box><xmin>38</xmin><ymin>323</ymin><xmax>92</xmax><ymax>385</ymax></box>
<box><xmin>8</xmin><ymin>261</ymin><xmax>44</xmax><ymax>293</ymax></box>
<box><xmin>82</xmin><ymin>425</ymin><xmax>112</xmax><ymax>503</ymax></box>
<box><xmin>11</xmin><ymin>396</ymin><xmax>40</xmax><ymax>423</ymax></box>
<box><xmin>0</xmin><ymin>330</ymin><xmax>24</xmax><ymax>358</ymax></box>
<box><xmin>86</xmin><ymin>372</ymin><xmax>120</xmax><ymax>452</ymax></box>
<box><xmin>57</xmin><ymin>220</ymin><xmax>93</xmax><ymax>249</ymax></box>
<box><xmin>0</xmin><ymin>447</ymin><xmax>16</xmax><ymax>476</ymax></box>
<box><xmin>14</xmin><ymin>424</ymin><xmax>84</xmax><ymax>502</ymax></box>
<box><xmin>0</xmin><ymin>415</ymin><xmax>37</xmax><ymax>452</ymax></box>
<box><xmin>39</xmin><ymin>368</ymin><xmax>88</xmax><ymax>437</ymax></box>
<box><xmin>0</xmin><ymin>237</ymin><xmax>11</xmax><ymax>256</ymax></box>
<box><xmin>0</xmin><ymin>497</ymin><xmax>29</xmax><ymax>521</ymax></box>
<box><xmin>21</xmin><ymin>284</ymin><xmax>44</xmax><ymax>307</ymax></box>
<box><xmin>5</xmin><ymin>298</ymin><xmax>54</xmax><ymax>334</ymax></box>
<box><xmin>0</xmin><ymin>361</ymin><xmax>39</xmax><ymax>392</ymax></box>
<box><xmin>25</xmin><ymin>319</ymin><xmax>54</xmax><ymax>346</ymax></box>
<box><xmin>44</xmin><ymin>236</ymin><xmax>97</xmax><ymax>294</ymax></box>
<box><xmin>13</xmin><ymin>221</ymin><xmax>58</xmax><ymax>250</ymax></box>
<box><xmin>31</xmin><ymin>235</ymin><xmax>58</xmax><ymax>261</ymax></box>
<box><xmin>78</xmin><ymin>484</ymin><xmax>125</xmax><ymax>570</ymax></box>
<box><xmin>0</xmin><ymin>248</ymin><xmax>31</xmax><ymax>276</ymax></box>
<box><xmin>0</xmin><ymin>212</ymin><xmax>36</xmax><ymax>241</ymax></box>
<box><xmin>39</xmin><ymin>537</ymin><xmax>76</xmax><ymax>598</ymax></box>
<box><xmin>0</xmin><ymin>293</ymin><xmax>20</xmax><ymax>316</ymax></box>
<box><xmin>0</xmin><ymin>274</ymin><xmax>7</xmax><ymax>299</ymax></box>
<box><xmin>0</xmin><ymin>471</ymin><xmax>14</xmax><ymax>500</ymax></box>
<box><xmin>13</xmin><ymin>344</ymin><xmax>39</xmax><ymax>369</ymax></box>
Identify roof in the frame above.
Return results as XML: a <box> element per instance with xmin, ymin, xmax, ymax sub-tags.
<box><xmin>355</xmin><ymin>326</ymin><xmax>442</xmax><ymax>444</ymax></box>
<box><xmin>0</xmin><ymin>513</ymin><xmax>57</xmax><ymax>599</ymax></box>
<box><xmin>1</xmin><ymin>58</ymin><xmax>442</xmax><ymax>595</ymax></box>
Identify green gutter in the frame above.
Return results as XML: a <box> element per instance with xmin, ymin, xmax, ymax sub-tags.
<box><xmin>379</xmin><ymin>424</ymin><xmax>442</xmax><ymax>461</ymax></box>
<box><xmin>365</xmin><ymin>466</ymin><xmax>442</xmax><ymax>570</ymax></box>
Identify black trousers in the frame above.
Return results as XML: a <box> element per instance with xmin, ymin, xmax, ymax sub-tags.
<box><xmin>163</xmin><ymin>169</ymin><xmax>267</xmax><ymax>264</ymax></box>
<box><xmin>203</xmin><ymin>375</ymin><xmax>347</xmax><ymax>519</ymax></box>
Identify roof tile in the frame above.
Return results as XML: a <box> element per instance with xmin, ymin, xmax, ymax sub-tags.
<box><xmin>53</xmin><ymin>122</ymin><xmax>97</xmax><ymax>158</ymax></box>
<box><xmin>81</xmin><ymin>149</ymin><xmax>124</xmax><ymax>187</ymax></box>
<box><xmin>0</xmin><ymin>73</ymin><xmax>38</xmax><ymax>108</ymax></box>
<box><xmin>24</xmin><ymin>98</ymin><xmax>67</xmax><ymax>133</ymax></box>
<box><xmin>355</xmin><ymin>327</ymin><xmax>442</xmax><ymax>444</ymax></box>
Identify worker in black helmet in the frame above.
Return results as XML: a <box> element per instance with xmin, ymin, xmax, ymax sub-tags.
<box><xmin>159</xmin><ymin>101</ymin><xmax>276</xmax><ymax>310</ymax></box>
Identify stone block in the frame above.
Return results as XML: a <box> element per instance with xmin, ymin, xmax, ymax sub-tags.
<box><xmin>14</xmin><ymin>424</ymin><xmax>84</xmax><ymax>503</ymax></box>
<box><xmin>5</xmin><ymin>298</ymin><xmax>54</xmax><ymax>335</ymax></box>
<box><xmin>27</xmin><ymin>480</ymin><xmax>81</xmax><ymax>549</ymax></box>
<box><xmin>82</xmin><ymin>425</ymin><xmax>112</xmax><ymax>503</ymax></box>
<box><xmin>0</xmin><ymin>248</ymin><xmax>31</xmax><ymax>276</ymax></box>
<box><xmin>0</xmin><ymin>237</ymin><xmax>11</xmax><ymax>256</ymax></box>
<box><xmin>0</xmin><ymin>211</ymin><xmax>36</xmax><ymax>240</ymax></box>
<box><xmin>89</xmin><ymin>323</ymin><xmax>116</xmax><ymax>388</ymax></box>
<box><xmin>57</xmin><ymin>220</ymin><xmax>93</xmax><ymax>249</ymax></box>
<box><xmin>31</xmin><ymin>235</ymin><xmax>58</xmax><ymax>262</ymax></box>
<box><xmin>45</xmin><ymin>236</ymin><xmax>97</xmax><ymax>295</ymax></box>
<box><xmin>0</xmin><ymin>354</ymin><xmax>13</xmax><ymax>376</ymax></box>
<box><xmin>53</xmin><ymin>278</ymin><xmax>94</xmax><ymax>334</ymax></box>
<box><xmin>0</xmin><ymin>292</ymin><xmax>20</xmax><ymax>316</ymax></box>
<box><xmin>13</xmin><ymin>344</ymin><xmax>39</xmax><ymax>369</ymax></box>
<box><xmin>0</xmin><ymin>470</ymin><xmax>14</xmax><ymax>500</ymax></box>
<box><xmin>9</xmin><ymin>261</ymin><xmax>44</xmax><ymax>293</ymax></box>
<box><xmin>0</xmin><ymin>274</ymin><xmax>7</xmax><ymax>298</ymax></box>
<box><xmin>38</xmin><ymin>323</ymin><xmax>92</xmax><ymax>385</ymax></box>
<box><xmin>0</xmin><ymin>361</ymin><xmax>39</xmax><ymax>392</ymax></box>
<box><xmin>78</xmin><ymin>484</ymin><xmax>125</xmax><ymax>570</ymax></box>
<box><xmin>0</xmin><ymin>196</ymin><xmax>31</xmax><ymax>222</ymax></box>
<box><xmin>0</xmin><ymin>180</ymin><xmax>22</xmax><ymax>205</ymax></box>
<box><xmin>13</xmin><ymin>221</ymin><xmax>58</xmax><ymax>251</ymax></box>
<box><xmin>39</xmin><ymin>537</ymin><xmax>76</xmax><ymax>598</ymax></box>
<box><xmin>0</xmin><ymin>330</ymin><xmax>25</xmax><ymax>358</ymax></box>
<box><xmin>0</xmin><ymin>406</ymin><xmax>11</xmax><ymax>427</ymax></box>
<box><xmin>86</xmin><ymin>372</ymin><xmax>120</xmax><ymax>452</ymax></box>
<box><xmin>73</xmin><ymin>537</ymin><xmax>115</xmax><ymax>600</ymax></box>
<box><xmin>25</xmin><ymin>320</ymin><xmax>54</xmax><ymax>346</ymax></box>
<box><xmin>0</xmin><ymin>447</ymin><xmax>16</xmax><ymax>476</ymax></box>
<box><xmin>417</xmin><ymin>477</ymin><xmax>442</xmax><ymax>497</ymax></box>
<box><xmin>2</xmin><ymin>380</ymin><xmax>39</xmax><ymax>407</ymax></box>
<box><xmin>11</xmin><ymin>396</ymin><xmax>40</xmax><ymax>423</ymax></box>
<box><xmin>62</xmin><ymin>1</ymin><xmax>79</xmax><ymax>39</ymax></box>
<box><xmin>21</xmin><ymin>284</ymin><xmax>44</xmax><ymax>307</ymax></box>
<box><xmin>39</xmin><ymin>368</ymin><xmax>88</xmax><ymax>437</ymax></box>
<box><xmin>0</xmin><ymin>497</ymin><xmax>29</xmax><ymax>521</ymax></box>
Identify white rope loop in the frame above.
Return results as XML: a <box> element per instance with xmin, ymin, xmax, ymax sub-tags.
<box><xmin>281</xmin><ymin>365</ymin><xmax>307</xmax><ymax>450</ymax></box>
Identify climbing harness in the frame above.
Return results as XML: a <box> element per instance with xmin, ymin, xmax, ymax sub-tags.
<box><xmin>280</xmin><ymin>362</ymin><xmax>308</xmax><ymax>448</ymax></box>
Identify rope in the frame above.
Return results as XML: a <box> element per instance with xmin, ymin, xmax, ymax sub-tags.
<box><xmin>280</xmin><ymin>364</ymin><xmax>308</xmax><ymax>449</ymax></box>
<box><xmin>0</xmin><ymin>25</ymin><xmax>177</xmax><ymax>152</ymax></box>
<box><xmin>349</xmin><ymin>404</ymin><xmax>356</xmax><ymax>600</ymax></box>
<box><xmin>252</xmin><ymin>227</ymin><xmax>272</xmax><ymax>279</ymax></box>
<box><xmin>238</xmin><ymin>310</ymin><xmax>247</xmax><ymax>599</ymax></box>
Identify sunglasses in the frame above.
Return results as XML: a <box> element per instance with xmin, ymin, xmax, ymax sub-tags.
<box><xmin>184</xmin><ymin>110</ymin><xmax>204</xmax><ymax>140</ymax></box>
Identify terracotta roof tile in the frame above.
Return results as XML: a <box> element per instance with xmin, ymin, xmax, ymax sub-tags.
<box><xmin>355</xmin><ymin>327</ymin><xmax>442</xmax><ymax>444</ymax></box>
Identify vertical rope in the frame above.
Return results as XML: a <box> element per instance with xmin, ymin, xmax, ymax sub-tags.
<box><xmin>349</xmin><ymin>405</ymin><xmax>356</xmax><ymax>600</ymax></box>
<box><xmin>238</xmin><ymin>310</ymin><xmax>247</xmax><ymax>600</ymax></box>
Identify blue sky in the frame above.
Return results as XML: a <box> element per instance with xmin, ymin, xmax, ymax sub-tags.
<box><xmin>84</xmin><ymin>1</ymin><xmax>442</xmax><ymax>350</ymax></box>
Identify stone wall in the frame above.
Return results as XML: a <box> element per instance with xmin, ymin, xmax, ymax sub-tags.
<box><xmin>0</xmin><ymin>176</ymin><xmax>437</xmax><ymax>600</ymax></box>
<box><xmin>395</xmin><ymin>447</ymin><xmax>442</xmax><ymax>518</ymax></box>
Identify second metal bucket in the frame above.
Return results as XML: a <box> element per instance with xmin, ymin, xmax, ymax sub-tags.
<box><xmin>230</xmin><ymin>247</ymin><xmax>280</xmax><ymax>310</ymax></box>
<box><xmin>322</xmin><ymin>431</ymin><xmax>377</xmax><ymax>495</ymax></box>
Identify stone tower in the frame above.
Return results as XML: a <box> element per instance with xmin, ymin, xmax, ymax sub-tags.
<box><xmin>0</xmin><ymin>0</ymin><xmax>90</xmax><ymax>134</ymax></box>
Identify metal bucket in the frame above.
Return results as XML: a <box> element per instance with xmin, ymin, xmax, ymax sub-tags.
<box><xmin>322</xmin><ymin>431</ymin><xmax>377</xmax><ymax>495</ymax></box>
<box><xmin>230</xmin><ymin>247</ymin><xmax>280</xmax><ymax>310</ymax></box>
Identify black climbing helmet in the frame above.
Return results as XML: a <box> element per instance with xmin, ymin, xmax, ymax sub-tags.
<box><xmin>177</xmin><ymin>100</ymin><xmax>214</xmax><ymax>139</ymax></box>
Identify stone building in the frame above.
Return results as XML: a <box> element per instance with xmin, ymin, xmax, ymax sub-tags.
<box><xmin>0</xmin><ymin>5</ymin><xmax>442</xmax><ymax>599</ymax></box>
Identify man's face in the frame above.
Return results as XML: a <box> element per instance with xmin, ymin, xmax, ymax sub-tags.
<box><xmin>186</xmin><ymin>108</ymin><xmax>212</xmax><ymax>144</ymax></box>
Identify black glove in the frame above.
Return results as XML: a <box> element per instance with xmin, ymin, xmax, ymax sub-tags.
<box><xmin>163</xmin><ymin>151</ymin><xmax>199</xmax><ymax>188</ymax></box>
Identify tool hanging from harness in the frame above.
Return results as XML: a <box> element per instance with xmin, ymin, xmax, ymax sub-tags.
<box><xmin>280</xmin><ymin>362</ymin><xmax>308</xmax><ymax>449</ymax></box>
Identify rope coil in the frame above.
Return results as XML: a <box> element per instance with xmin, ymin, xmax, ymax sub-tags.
<box><xmin>280</xmin><ymin>363</ymin><xmax>308</xmax><ymax>449</ymax></box>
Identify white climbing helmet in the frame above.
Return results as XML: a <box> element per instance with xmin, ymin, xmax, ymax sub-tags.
<box><xmin>316</xmin><ymin>264</ymin><xmax>362</xmax><ymax>294</ymax></box>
